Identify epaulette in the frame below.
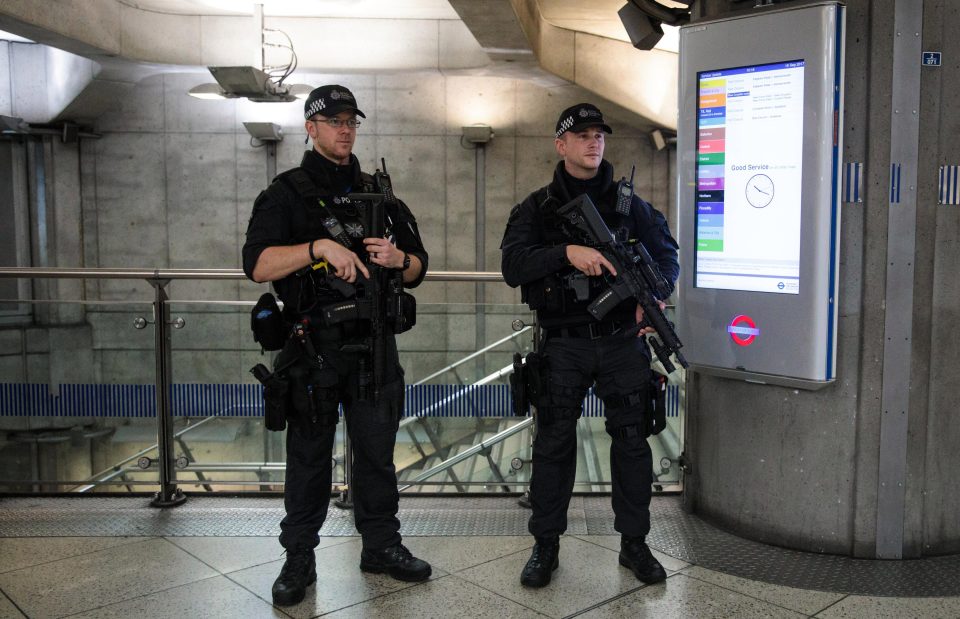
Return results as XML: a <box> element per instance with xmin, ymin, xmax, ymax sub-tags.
<box><xmin>277</xmin><ymin>168</ymin><xmax>322</xmax><ymax>199</ymax></box>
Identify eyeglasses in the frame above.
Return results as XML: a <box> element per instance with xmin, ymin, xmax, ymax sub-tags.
<box><xmin>311</xmin><ymin>118</ymin><xmax>361</xmax><ymax>129</ymax></box>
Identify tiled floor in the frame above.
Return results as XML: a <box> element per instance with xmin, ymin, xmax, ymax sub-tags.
<box><xmin>2</xmin><ymin>532</ymin><xmax>960</xmax><ymax>618</ymax></box>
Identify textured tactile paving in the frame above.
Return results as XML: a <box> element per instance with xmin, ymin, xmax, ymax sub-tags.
<box><xmin>629</xmin><ymin>496</ymin><xmax>960</xmax><ymax>598</ymax></box>
<box><xmin>1</xmin><ymin>494</ymin><xmax>957</xmax><ymax>597</ymax></box>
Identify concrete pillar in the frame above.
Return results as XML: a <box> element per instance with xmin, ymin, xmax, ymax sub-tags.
<box><xmin>684</xmin><ymin>0</ymin><xmax>960</xmax><ymax>558</ymax></box>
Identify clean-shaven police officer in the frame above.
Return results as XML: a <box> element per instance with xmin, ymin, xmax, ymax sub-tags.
<box><xmin>501</xmin><ymin>102</ymin><xmax>679</xmax><ymax>588</ymax></box>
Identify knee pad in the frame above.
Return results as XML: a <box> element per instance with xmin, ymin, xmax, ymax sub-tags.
<box><xmin>607</xmin><ymin>422</ymin><xmax>651</xmax><ymax>453</ymax></box>
<box><xmin>600</xmin><ymin>389</ymin><xmax>646</xmax><ymax>411</ymax></box>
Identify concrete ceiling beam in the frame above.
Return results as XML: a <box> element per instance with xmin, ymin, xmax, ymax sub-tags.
<box><xmin>452</xmin><ymin>0</ymin><xmax>678</xmax><ymax>130</ymax></box>
<box><xmin>0</xmin><ymin>1</ymin><xmax>490</xmax><ymax>73</ymax></box>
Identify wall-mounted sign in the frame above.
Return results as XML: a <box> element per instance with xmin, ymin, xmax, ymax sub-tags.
<box><xmin>727</xmin><ymin>314</ymin><xmax>760</xmax><ymax>346</ymax></box>
<box><xmin>922</xmin><ymin>51</ymin><xmax>941</xmax><ymax>66</ymax></box>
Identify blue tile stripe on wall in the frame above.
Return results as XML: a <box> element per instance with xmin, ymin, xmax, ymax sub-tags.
<box><xmin>0</xmin><ymin>383</ymin><xmax>680</xmax><ymax>419</ymax></box>
<box><xmin>843</xmin><ymin>161</ymin><xmax>862</xmax><ymax>203</ymax></box>
<box><xmin>890</xmin><ymin>163</ymin><xmax>902</xmax><ymax>203</ymax></box>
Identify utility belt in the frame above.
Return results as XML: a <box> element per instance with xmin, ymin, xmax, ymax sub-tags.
<box><xmin>249</xmin><ymin>291</ymin><xmax>415</xmax><ymax>433</ymax></box>
<box><xmin>544</xmin><ymin>320</ymin><xmax>625</xmax><ymax>340</ymax></box>
<box><xmin>252</xmin><ymin>288</ymin><xmax>416</xmax><ymax>351</ymax></box>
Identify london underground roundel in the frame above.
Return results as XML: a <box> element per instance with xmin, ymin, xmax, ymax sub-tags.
<box><xmin>727</xmin><ymin>314</ymin><xmax>759</xmax><ymax>346</ymax></box>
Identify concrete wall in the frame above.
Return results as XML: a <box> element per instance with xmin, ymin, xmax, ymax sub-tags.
<box><xmin>684</xmin><ymin>0</ymin><xmax>960</xmax><ymax>558</ymax></box>
<box><xmin>917</xmin><ymin>0</ymin><xmax>960</xmax><ymax>558</ymax></box>
<box><xmin>0</xmin><ymin>66</ymin><xmax>673</xmax><ymax>393</ymax></box>
<box><xmin>1</xmin><ymin>40</ymin><xmax>99</xmax><ymax>123</ymax></box>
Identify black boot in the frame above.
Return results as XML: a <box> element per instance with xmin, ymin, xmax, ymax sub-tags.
<box><xmin>619</xmin><ymin>536</ymin><xmax>666</xmax><ymax>584</ymax></box>
<box><xmin>359</xmin><ymin>543</ymin><xmax>432</xmax><ymax>582</ymax></box>
<box><xmin>520</xmin><ymin>537</ymin><xmax>559</xmax><ymax>588</ymax></box>
<box><xmin>272</xmin><ymin>549</ymin><xmax>316</xmax><ymax>606</ymax></box>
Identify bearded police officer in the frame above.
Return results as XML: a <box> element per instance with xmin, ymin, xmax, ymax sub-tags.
<box><xmin>243</xmin><ymin>84</ymin><xmax>431</xmax><ymax>606</ymax></box>
<box><xmin>500</xmin><ymin>103</ymin><xmax>679</xmax><ymax>588</ymax></box>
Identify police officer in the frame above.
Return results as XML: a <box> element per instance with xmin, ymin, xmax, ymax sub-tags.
<box><xmin>500</xmin><ymin>103</ymin><xmax>679</xmax><ymax>588</ymax></box>
<box><xmin>243</xmin><ymin>84</ymin><xmax>431</xmax><ymax>606</ymax></box>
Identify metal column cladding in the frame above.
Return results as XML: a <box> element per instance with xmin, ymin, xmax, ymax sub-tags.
<box><xmin>876</xmin><ymin>0</ymin><xmax>923</xmax><ymax>560</ymax></box>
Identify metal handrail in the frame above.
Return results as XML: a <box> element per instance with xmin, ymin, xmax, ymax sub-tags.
<box><xmin>396</xmin><ymin>362</ymin><xmax>524</xmax><ymax>487</ymax></box>
<box><xmin>399</xmin><ymin>329</ymin><xmax>530</xmax><ymax>431</ymax></box>
<box><xmin>0</xmin><ymin>267</ymin><xmax>504</xmax><ymax>281</ymax></box>
<box><xmin>411</xmin><ymin>327</ymin><xmax>530</xmax><ymax>387</ymax></box>
<box><xmin>400</xmin><ymin>417</ymin><xmax>533</xmax><ymax>491</ymax></box>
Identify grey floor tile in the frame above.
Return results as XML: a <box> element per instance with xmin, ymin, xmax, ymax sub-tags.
<box><xmin>227</xmin><ymin>537</ymin><xmax>447</xmax><ymax>618</ymax></box>
<box><xmin>167</xmin><ymin>535</ymin><xmax>354</xmax><ymax>574</ymax></box>
<box><xmin>65</xmin><ymin>575</ymin><xmax>280</xmax><ymax>619</ymax></box>
<box><xmin>579</xmin><ymin>573</ymin><xmax>808</xmax><ymax>618</ymax></box>
<box><xmin>0</xmin><ymin>536</ymin><xmax>153</xmax><ymax>574</ymax></box>
<box><xmin>398</xmin><ymin>535</ymin><xmax>533</xmax><ymax>573</ymax></box>
<box><xmin>324</xmin><ymin>574</ymin><xmax>550</xmax><ymax>619</ymax></box>
<box><xmin>455</xmin><ymin>535</ymin><xmax>648</xmax><ymax>618</ymax></box>
<box><xmin>814</xmin><ymin>594</ymin><xmax>960</xmax><ymax>618</ymax></box>
<box><xmin>574</xmin><ymin>534</ymin><xmax>691</xmax><ymax>573</ymax></box>
<box><xmin>0</xmin><ymin>591</ymin><xmax>26</xmax><ymax>619</ymax></box>
<box><xmin>0</xmin><ymin>538</ymin><xmax>218</xmax><ymax>619</ymax></box>
<box><xmin>685</xmin><ymin>565</ymin><xmax>847</xmax><ymax>615</ymax></box>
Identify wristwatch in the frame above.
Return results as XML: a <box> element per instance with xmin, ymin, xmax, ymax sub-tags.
<box><xmin>401</xmin><ymin>252</ymin><xmax>411</xmax><ymax>271</ymax></box>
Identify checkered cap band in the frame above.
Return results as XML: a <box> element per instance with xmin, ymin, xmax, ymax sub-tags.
<box><xmin>556</xmin><ymin>116</ymin><xmax>575</xmax><ymax>138</ymax></box>
<box><xmin>305</xmin><ymin>97</ymin><xmax>326</xmax><ymax>118</ymax></box>
<box><xmin>303</xmin><ymin>85</ymin><xmax>364</xmax><ymax>119</ymax></box>
<box><xmin>554</xmin><ymin>103</ymin><xmax>612</xmax><ymax>138</ymax></box>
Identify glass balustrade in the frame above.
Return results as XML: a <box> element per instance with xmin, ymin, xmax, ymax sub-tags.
<box><xmin>0</xmin><ymin>269</ymin><xmax>685</xmax><ymax>497</ymax></box>
<box><xmin>0</xmin><ymin>296</ymin><xmax>162</xmax><ymax>493</ymax></box>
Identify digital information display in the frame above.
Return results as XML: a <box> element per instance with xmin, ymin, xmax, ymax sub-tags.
<box><xmin>676</xmin><ymin>2</ymin><xmax>844</xmax><ymax>387</ymax></box>
<box><xmin>695</xmin><ymin>60</ymin><xmax>805</xmax><ymax>294</ymax></box>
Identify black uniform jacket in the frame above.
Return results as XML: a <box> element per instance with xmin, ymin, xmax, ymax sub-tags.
<box><xmin>243</xmin><ymin>149</ymin><xmax>428</xmax><ymax>314</ymax></box>
<box><xmin>500</xmin><ymin>159</ymin><xmax>679</xmax><ymax>327</ymax></box>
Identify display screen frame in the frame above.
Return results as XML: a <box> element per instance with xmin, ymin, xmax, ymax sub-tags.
<box><xmin>675</xmin><ymin>2</ymin><xmax>844</xmax><ymax>387</ymax></box>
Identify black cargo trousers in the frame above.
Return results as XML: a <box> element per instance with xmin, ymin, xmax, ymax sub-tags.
<box><xmin>279</xmin><ymin>326</ymin><xmax>406</xmax><ymax>553</ymax></box>
<box><xmin>528</xmin><ymin>329</ymin><xmax>654</xmax><ymax>540</ymax></box>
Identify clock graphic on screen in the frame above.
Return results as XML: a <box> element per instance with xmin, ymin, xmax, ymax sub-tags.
<box><xmin>745</xmin><ymin>173</ymin><xmax>775</xmax><ymax>208</ymax></box>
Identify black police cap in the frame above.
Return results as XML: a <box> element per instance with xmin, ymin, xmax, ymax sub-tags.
<box><xmin>303</xmin><ymin>84</ymin><xmax>366</xmax><ymax>120</ymax></box>
<box><xmin>555</xmin><ymin>103</ymin><xmax>613</xmax><ymax>138</ymax></box>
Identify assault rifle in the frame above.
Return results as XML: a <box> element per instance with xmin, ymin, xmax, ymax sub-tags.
<box><xmin>316</xmin><ymin>158</ymin><xmax>405</xmax><ymax>403</ymax></box>
<box><xmin>556</xmin><ymin>194</ymin><xmax>688</xmax><ymax>374</ymax></box>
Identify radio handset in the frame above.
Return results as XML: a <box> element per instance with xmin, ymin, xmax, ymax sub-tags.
<box><xmin>615</xmin><ymin>165</ymin><xmax>636</xmax><ymax>216</ymax></box>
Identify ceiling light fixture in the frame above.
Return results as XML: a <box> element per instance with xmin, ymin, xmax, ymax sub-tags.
<box><xmin>243</xmin><ymin>121</ymin><xmax>283</xmax><ymax>142</ymax></box>
<box><xmin>0</xmin><ymin>115</ymin><xmax>30</xmax><ymax>134</ymax></box>
<box><xmin>188</xmin><ymin>8</ymin><xmax>310</xmax><ymax>103</ymax></box>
